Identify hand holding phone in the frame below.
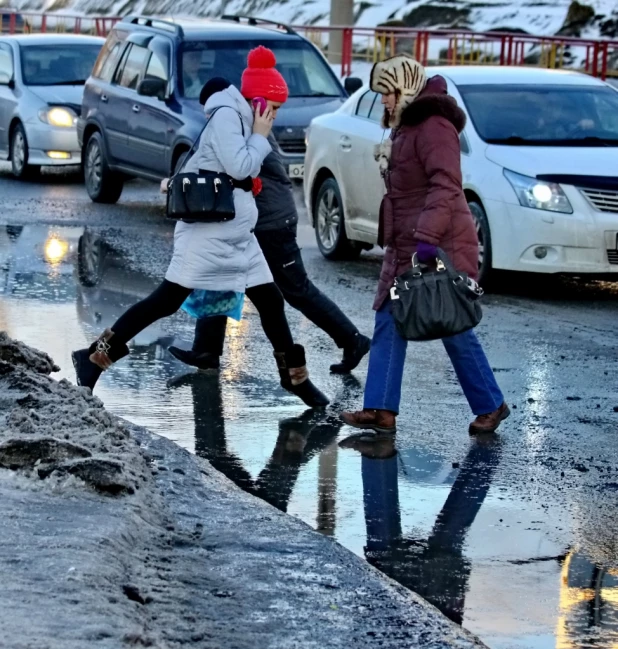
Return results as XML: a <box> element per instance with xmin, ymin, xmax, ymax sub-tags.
<box><xmin>252</xmin><ymin>97</ymin><xmax>267</xmax><ymax>115</ymax></box>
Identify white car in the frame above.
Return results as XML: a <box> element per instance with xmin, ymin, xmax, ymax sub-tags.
<box><xmin>304</xmin><ymin>66</ymin><xmax>618</xmax><ymax>281</ymax></box>
<box><xmin>0</xmin><ymin>34</ymin><xmax>104</xmax><ymax>178</ymax></box>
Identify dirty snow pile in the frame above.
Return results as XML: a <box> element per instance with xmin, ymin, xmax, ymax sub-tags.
<box><xmin>0</xmin><ymin>331</ymin><xmax>150</xmax><ymax>495</ymax></box>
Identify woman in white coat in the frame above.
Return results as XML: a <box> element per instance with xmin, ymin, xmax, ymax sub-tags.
<box><xmin>72</xmin><ymin>47</ymin><xmax>328</xmax><ymax>407</ymax></box>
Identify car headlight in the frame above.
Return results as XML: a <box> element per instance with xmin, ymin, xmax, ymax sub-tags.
<box><xmin>38</xmin><ymin>107</ymin><xmax>76</xmax><ymax>128</ymax></box>
<box><xmin>503</xmin><ymin>169</ymin><xmax>572</xmax><ymax>214</ymax></box>
<box><xmin>304</xmin><ymin>126</ymin><xmax>311</xmax><ymax>148</ymax></box>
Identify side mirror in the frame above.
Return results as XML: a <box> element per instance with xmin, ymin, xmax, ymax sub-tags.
<box><xmin>344</xmin><ymin>77</ymin><xmax>363</xmax><ymax>96</ymax></box>
<box><xmin>0</xmin><ymin>72</ymin><xmax>12</xmax><ymax>87</ymax></box>
<box><xmin>137</xmin><ymin>77</ymin><xmax>167</xmax><ymax>100</ymax></box>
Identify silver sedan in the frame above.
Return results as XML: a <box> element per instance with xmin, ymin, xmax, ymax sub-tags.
<box><xmin>0</xmin><ymin>33</ymin><xmax>103</xmax><ymax>178</ymax></box>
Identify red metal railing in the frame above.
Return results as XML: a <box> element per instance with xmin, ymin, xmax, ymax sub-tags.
<box><xmin>294</xmin><ymin>25</ymin><xmax>618</xmax><ymax>80</ymax></box>
<box><xmin>2</xmin><ymin>10</ymin><xmax>617</xmax><ymax>80</ymax></box>
<box><xmin>0</xmin><ymin>10</ymin><xmax>119</xmax><ymax>37</ymax></box>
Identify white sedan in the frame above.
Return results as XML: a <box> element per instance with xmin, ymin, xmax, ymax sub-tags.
<box><xmin>304</xmin><ymin>66</ymin><xmax>618</xmax><ymax>282</ymax></box>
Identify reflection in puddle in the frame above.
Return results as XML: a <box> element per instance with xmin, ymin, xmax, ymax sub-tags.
<box><xmin>1</xmin><ymin>224</ymin><xmax>618</xmax><ymax>648</ymax></box>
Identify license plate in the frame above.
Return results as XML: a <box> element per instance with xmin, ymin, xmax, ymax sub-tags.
<box><xmin>288</xmin><ymin>164</ymin><xmax>304</xmax><ymax>179</ymax></box>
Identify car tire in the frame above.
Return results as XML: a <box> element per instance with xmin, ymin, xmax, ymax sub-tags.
<box><xmin>84</xmin><ymin>131</ymin><xmax>124</xmax><ymax>204</ymax></box>
<box><xmin>468</xmin><ymin>200</ymin><xmax>493</xmax><ymax>286</ymax></box>
<box><xmin>10</xmin><ymin>123</ymin><xmax>40</xmax><ymax>180</ymax></box>
<box><xmin>314</xmin><ymin>177</ymin><xmax>362</xmax><ymax>261</ymax></box>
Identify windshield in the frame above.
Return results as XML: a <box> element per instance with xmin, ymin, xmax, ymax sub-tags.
<box><xmin>459</xmin><ymin>84</ymin><xmax>618</xmax><ymax>146</ymax></box>
<box><xmin>179</xmin><ymin>39</ymin><xmax>343</xmax><ymax>99</ymax></box>
<box><xmin>20</xmin><ymin>44</ymin><xmax>102</xmax><ymax>85</ymax></box>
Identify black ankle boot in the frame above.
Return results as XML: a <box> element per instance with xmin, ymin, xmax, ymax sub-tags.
<box><xmin>330</xmin><ymin>333</ymin><xmax>371</xmax><ymax>374</ymax></box>
<box><xmin>168</xmin><ymin>346</ymin><xmax>220</xmax><ymax>373</ymax></box>
<box><xmin>72</xmin><ymin>329</ymin><xmax>129</xmax><ymax>391</ymax></box>
<box><xmin>274</xmin><ymin>344</ymin><xmax>329</xmax><ymax>408</ymax></box>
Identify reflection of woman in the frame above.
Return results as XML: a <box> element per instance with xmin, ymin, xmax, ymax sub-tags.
<box><xmin>345</xmin><ymin>433</ymin><xmax>502</xmax><ymax>624</ymax></box>
<box><xmin>72</xmin><ymin>48</ymin><xmax>327</xmax><ymax>407</ymax></box>
<box><xmin>341</xmin><ymin>54</ymin><xmax>508</xmax><ymax>436</ymax></box>
<box><xmin>189</xmin><ymin>372</ymin><xmax>341</xmax><ymax>513</ymax></box>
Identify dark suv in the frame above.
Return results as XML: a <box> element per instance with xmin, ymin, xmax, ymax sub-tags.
<box><xmin>78</xmin><ymin>15</ymin><xmax>361</xmax><ymax>204</ymax></box>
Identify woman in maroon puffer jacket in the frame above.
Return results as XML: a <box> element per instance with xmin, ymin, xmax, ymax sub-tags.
<box><xmin>341</xmin><ymin>54</ymin><xmax>509</xmax><ymax>436</ymax></box>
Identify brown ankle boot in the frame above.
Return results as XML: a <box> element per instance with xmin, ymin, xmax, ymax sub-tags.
<box><xmin>340</xmin><ymin>409</ymin><xmax>396</xmax><ymax>434</ymax></box>
<box><xmin>72</xmin><ymin>329</ymin><xmax>129</xmax><ymax>391</ymax></box>
<box><xmin>469</xmin><ymin>402</ymin><xmax>510</xmax><ymax>435</ymax></box>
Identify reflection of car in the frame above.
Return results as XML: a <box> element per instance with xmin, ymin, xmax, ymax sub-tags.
<box><xmin>304</xmin><ymin>67</ymin><xmax>618</xmax><ymax>282</ymax></box>
<box><xmin>78</xmin><ymin>15</ymin><xmax>361</xmax><ymax>204</ymax></box>
<box><xmin>0</xmin><ymin>34</ymin><xmax>104</xmax><ymax>178</ymax></box>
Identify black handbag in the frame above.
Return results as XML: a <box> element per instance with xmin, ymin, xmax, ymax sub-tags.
<box><xmin>166</xmin><ymin>106</ymin><xmax>239</xmax><ymax>224</ymax></box>
<box><xmin>390</xmin><ymin>248</ymin><xmax>483</xmax><ymax>341</ymax></box>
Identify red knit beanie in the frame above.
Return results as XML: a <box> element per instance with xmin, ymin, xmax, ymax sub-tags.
<box><xmin>240</xmin><ymin>46</ymin><xmax>289</xmax><ymax>103</ymax></box>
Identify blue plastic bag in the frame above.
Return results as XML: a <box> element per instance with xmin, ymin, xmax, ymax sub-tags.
<box><xmin>181</xmin><ymin>290</ymin><xmax>245</xmax><ymax>321</ymax></box>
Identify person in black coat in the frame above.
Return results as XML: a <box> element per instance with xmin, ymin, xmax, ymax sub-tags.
<box><xmin>168</xmin><ymin>78</ymin><xmax>370</xmax><ymax>375</ymax></box>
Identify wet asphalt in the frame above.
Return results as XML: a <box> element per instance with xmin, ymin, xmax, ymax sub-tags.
<box><xmin>1</xmin><ymin>164</ymin><xmax>617</xmax><ymax>649</ymax></box>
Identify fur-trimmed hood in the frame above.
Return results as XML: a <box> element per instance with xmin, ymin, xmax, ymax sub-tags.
<box><xmin>400</xmin><ymin>92</ymin><xmax>466</xmax><ymax>133</ymax></box>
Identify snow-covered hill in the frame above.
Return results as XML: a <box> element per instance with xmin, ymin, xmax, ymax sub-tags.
<box><xmin>1</xmin><ymin>0</ymin><xmax>618</xmax><ymax>40</ymax></box>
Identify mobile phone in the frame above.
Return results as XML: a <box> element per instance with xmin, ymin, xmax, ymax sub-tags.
<box><xmin>252</xmin><ymin>97</ymin><xmax>267</xmax><ymax>115</ymax></box>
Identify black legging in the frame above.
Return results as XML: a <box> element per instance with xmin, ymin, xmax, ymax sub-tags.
<box><xmin>111</xmin><ymin>279</ymin><xmax>294</xmax><ymax>353</ymax></box>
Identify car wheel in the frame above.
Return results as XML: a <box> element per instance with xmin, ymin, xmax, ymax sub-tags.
<box><xmin>468</xmin><ymin>200</ymin><xmax>492</xmax><ymax>285</ymax></box>
<box><xmin>77</xmin><ymin>229</ymin><xmax>106</xmax><ymax>287</ymax></box>
<box><xmin>314</xmin><ymin>177</ymin><xmax>362</xmax><ymax>260</ymax></box>
<box><xmin>84</xmin><ymin>131</ymin><xmax>124</xmax><ymax>204</ymax></box>
<box><xmin>10</xmin><ymin>124</ymin><xmax>40</xmax><ymax>180</ymax></box>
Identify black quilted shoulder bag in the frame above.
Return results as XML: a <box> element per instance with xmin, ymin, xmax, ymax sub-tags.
<box><xmin>166</xmin><ymin>107</ymin><xmax>242</xmax><ymax>224</ymax></box>
<box><xmin>390</xmin><ymin>248</ymin><xmax>483</xmax><ymax>341</ymax></box>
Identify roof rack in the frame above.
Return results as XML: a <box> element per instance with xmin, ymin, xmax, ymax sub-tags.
<box><xmin>221</xmin><ymin>15</ymin><xmax>296</xmax><ymax>35</ymax></box>
<box><xmin>121</xmin><ymin>15</ymin><xmax>184</xmax><ymax>37</ymax></box>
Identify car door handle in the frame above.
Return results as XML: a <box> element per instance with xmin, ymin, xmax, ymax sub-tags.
<box><xmin>339</xmin><ymin>135</ymin><xmax>352</xmax><ymax>151</ymax></box>
<box><xmin>101</xmin><ymin>94</ymin><xmax>108</xmax><ymax>103</ymax></box>
<box><xmin>132</xmin><ymin>104</ymin><xmax>141</xmax><ymax>113</ymax></box>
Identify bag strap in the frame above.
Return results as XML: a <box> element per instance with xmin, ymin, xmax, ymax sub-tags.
<box><xmin>172</xmin><ymin>106</ymin><xmax>245</xmax><ymax>178</ymax></box>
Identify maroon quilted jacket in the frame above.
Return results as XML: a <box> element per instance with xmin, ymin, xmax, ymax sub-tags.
<box><xmin>374</xmin><ymin>75</ymin><xmax>479</xmax><ymax>310</ymax></box>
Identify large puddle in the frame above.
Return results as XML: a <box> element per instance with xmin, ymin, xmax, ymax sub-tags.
<box><xmin>2</xmin><ymin>224</ymin><xmax>618</xmax><ymax>649</ymax></box>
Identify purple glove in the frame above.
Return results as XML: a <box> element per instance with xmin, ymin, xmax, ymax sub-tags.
<box><xmin>416</xmin><ymin>241</ymin><xmax>438</xmax><ymax>263</ymax></box>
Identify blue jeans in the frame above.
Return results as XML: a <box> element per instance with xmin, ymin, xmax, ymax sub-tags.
<box><xmin>363</xmin><ymin>301</ymin><xmax>504</xmax><ymax>416</ymax></box>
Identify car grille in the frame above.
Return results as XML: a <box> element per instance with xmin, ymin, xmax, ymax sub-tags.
<box><xmin>277</xmin><ymin>138</ymin><xmax>306</xmax><ymax>155</ymax></box>
<box><xmin>608</xmin><ymin>249</ymin><xmax>618</xmax><ymax>265</ymax></box>
<box><xmin>580</xmin><ymin>188</ymin><xmax>618</xmax><ymax>213</ymax></box>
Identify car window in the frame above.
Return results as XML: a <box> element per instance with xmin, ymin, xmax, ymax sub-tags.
<box><xmin>97</xmin><ymin>42</ymin><xmax>122</xmax><ymax>83</ymax></box>
<box><xmin>459</xmin><ymin>83</ymin><xmax>618</xmax><ymax>145</ymax></box>
<box><xmin>0</xmin><ymin>44</ymin><xmax>12</xmax><ymax>81</ymax></box>
<box><xmin>20</xmin><ymin>44</ymin><xmax>102</xmax><ymax>86</ymax></box>
<box><xmin>179</xmin><ymin>39</ymin><xmax>342</xmax><ymax>99</ymax></box>
<box><xmin>369</xmin><ymin>94</ymin><xmax>384</xmax><ymax>123</ymax></box>
<box><xmin>116</xmin><ymin>43</ymin><xmax>149</xmax><ymax>90</ymax></box>
<box><xmin>356</xmin><ymin>90</ymin><xmax>376</xmax><ymax>118</ymax></box>
<box><xmin>92</xmin><ymin>30</ymin><xmax>127</xmax><ymax>80</ymax></box>
<box><xmin>144</xmin><ymin>50</ymin><xmax>168</xmax><ymax>83</ymax></box>
<box><xmin>590</xmin><ymin>93</ymin><xmax>618</xmax><ymax>133</ymax></box>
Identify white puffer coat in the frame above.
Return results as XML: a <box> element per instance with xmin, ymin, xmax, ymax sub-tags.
<box><xmin>165</xmin><ymin>85</ymin><xmax>273</xmax><ymax>292</ymax></box>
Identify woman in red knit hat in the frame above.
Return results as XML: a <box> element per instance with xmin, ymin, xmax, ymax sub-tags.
<box><xmin>72</xmin><ymin>47</ymin><xmax>329</xmax><ymax>408</ymax></box>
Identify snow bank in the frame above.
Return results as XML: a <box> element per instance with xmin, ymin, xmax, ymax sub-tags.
<box><xmin>0</xmin><ymin>332</ymin><xmax>150</xmax><ymax>495</ymax></box>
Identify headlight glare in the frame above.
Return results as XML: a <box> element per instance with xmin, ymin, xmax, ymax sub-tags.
<box><xmin>504</xmin><ymin>169</ymin><xmax>573</xmax><ymax>214</ymax></box>
<box><xmin>39</xmin><ymin>107</ymin><xmax>76</xmax><ymax>128</ymax></box>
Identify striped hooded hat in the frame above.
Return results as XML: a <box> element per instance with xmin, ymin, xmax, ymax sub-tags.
<box><xmin>370</xmin><ymin>53</ymin><xmax>427</xmax><ymax>128</ymax></box>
